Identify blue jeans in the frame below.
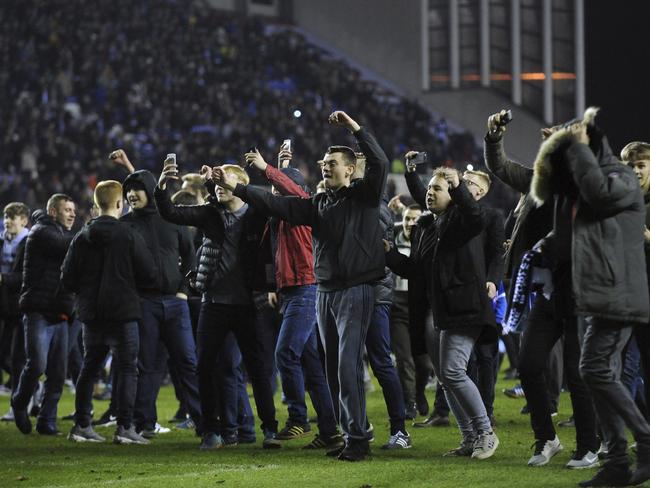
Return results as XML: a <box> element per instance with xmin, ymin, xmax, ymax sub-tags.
<box><xmin>134</xmin><ymin>296</ymin><xmax>201</xmax><ymax>431</ymax></box>
<box><xmin>276</xmin><ymin>285</ymin><xmax>337</xmax><ymax>435</ymax></box>
<box><xmin>218</xmin><ymin>331</ymin><xmax>255</xmax><ymax>438</ymax></box>
<box><xmin>12</xmin><ymin>313</ymin><xmax>68</xmax><ymax>427</ymax></box>
<box><xmin>317</xmin><ymin>284</ymin><xmax>374</xmax><ymax>444</ymax></box>
<box><xmin>622</xmin><ymin>336</ymin><xmax>645</xmax><ymax>405</ymax></box>
<box><xmin>366</xmin><ymin>303</ymin><xmax>406</xmax><ymax>434</ymax></box>
<box><xmin>75</xmin><ymin>322</ymin><xmax>139</xmax><ymax>428</ymax></box>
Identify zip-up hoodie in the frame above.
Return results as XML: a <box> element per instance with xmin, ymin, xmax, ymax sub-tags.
<box><xmin>121</xmin><ymin>170</ymin><xmax>195</xmax><ymax>296</ymax></box>
<box><xmin>61</xmin><ymin>216</ymin><xmax>158</xmax><ymax>325</ymax></box>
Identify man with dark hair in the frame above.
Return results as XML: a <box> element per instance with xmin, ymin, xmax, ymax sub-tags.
<box><xmin>390</xmin><ymin>204</ymin><xmax>424</xmax><ymax>420</ymax></box>
<box><xmin>0</xmin><ymin>202</ymin><xmax>30</xmax><ymax>417</ymax></box>
<box><xmin>213</xmin><ymin>111</ymin><xmax>388</xmax><ymax>461</ymax></box>
<box><xmin>387</xmin><ymin>166</ymin><xmax>499</xmax><ymax>460</ymax></box>
<box><xmin>245</xmin><ymin>147</ymin><xmax>342</xmax><ymax>450</ymax></box>
<box><xmin>11</xmin><ymin>194</ymin><xmax>76</xmax><ymax>435</ymax></box>
<box><xmin>118</xmin><ymin>155</ymin><xmax>201</xmax><ymax>439</ymax></box>
<box><xmin>62</xmin><ymin>180</ymin><xmax>158</xmax><ymax>444</ymax></box>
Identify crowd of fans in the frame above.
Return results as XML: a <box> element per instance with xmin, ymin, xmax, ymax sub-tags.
<box><xmin>0</xmin><ymin>0</ymin><xmax>481</xmax><ymax>220</ymax></box>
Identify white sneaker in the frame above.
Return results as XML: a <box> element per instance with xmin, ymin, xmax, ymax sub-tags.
<box><xmin>528</xmin><ymin>436</ymin><xmax>563</xmax><ymax>466</ymax></box>
<box><xmin>154</xmin><ymin>423</ymin><xmax>171</xmax><ymax>434</ymax></box>
<box><xmin>471</xmin><ymin>431</ymin><xmax>499</xmax><ymax>460</ymax></box>
<box><xmin>566</xmin><ymin>450</ymin><xmax>599</xmax><ymax>469</ymax></box>
<box><xmin>0</xmin><ymin>407</ymin><xmax>14</xmax><ymax>421</ymax></box>
<box><xmin>597</xmin><ymin>441</ymin><xmax>608</xmax><ymax>459</ymax></box>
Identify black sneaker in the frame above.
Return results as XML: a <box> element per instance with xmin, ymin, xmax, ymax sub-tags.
<box><xmin>262</xmin><ymin>430</ymin><xmax>282</xmax><ymax>449</ymax></box>
<box><xmin>578</xmin><ymin>466</ymin><xmax>631</xmax><ymax>487</ymax></box>
<box><xmin>303</xmin><ymin>433</ymin><xmax>345</xmax><ymax>450</ymax></box>
<box><xmin>12</xmin><ymin>401</ymin><xmax>32</xmax><ymax>435</ymax></box>
<box><xmin>277</xmin><ymin>422</ymin><xmax>311</xmax><ymax>440</ymax></box>
<box><xmin>520</xmin><ymin>404</ymin><xmax>530</xmax><ymax>415</ymax></box>
<box><xmin>338</xmin><ymin>442</ymin><xmax>370</xmax><ymax>462</ymax></box>
<box><xmin>405</xmin><ymin>403</ymin><xmax>418</xmax><ymax>420</ymax></box>
<box><xmin>413</xmin><ymin>413</ymin><xmax>449</xmax><ymax>428</ymax></box>
<box><xmin>222</xmin><ymin>433</ymin><xmax>238</xmax><ymax>447</ymax></box>
<box><xmin>326</xmin><ymin>445</ymin><xmax>346</xmax><ymax>457</ymax></box>
<box><xmin>36</xmin><ymin>424</ymin><xmax>61</xmax><ymax>436</ymax></box>
<box><xmin>92</xmin><ymin>409</ymin><xmax>116</xmax><ymax>427</ymax></box>
<box><xmin>61</xmin><ymin>412</ymin><xmax>76</xmax><ymax>421</ymax></box>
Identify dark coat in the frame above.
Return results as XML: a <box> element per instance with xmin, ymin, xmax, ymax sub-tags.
<box><xmin>483</xmin><ymin>135</ymin><xmax>554</xmax><ymax>284</ymax></box>
<box><xmin>386</xmin><ymin>180</ymin><xmax>495</xmax><ymax>354</ymax></box>
<box><xmin>231</xmin><ymin>127</ymin><xmax>389</xmax><ymax>292</ymax></box>
<box><xmin>19</xmin><ymin>210</ymin><xmax>75</xmax><ymax>320</ymax></box>
<box><xmin>61</xmin><ymin>216</ymin><xmax>158</xmax><ymax>326</ymax></box>
<box><xmin>121</xmin><ymin>170</ymin><xmax>195</xmax><ymax>297</ymax></box>
<box><xmin>530</xmin><ymin>128</ymin><xmax>649</xmax><ymax>325</ymax></box>
<box><xmin>154</xmin><ymin>184</ymin><xmax>268</xmax><ymax>297</ymax></box>
<box><xmin>0</xmin><ymin>236</ymin><xmax>26</xmax><ymax>319</ymax></box>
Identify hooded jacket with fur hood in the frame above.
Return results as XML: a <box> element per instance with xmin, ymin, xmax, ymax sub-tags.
<box><xmin>530</xmin><ymin>108</ymin><xmax>649</xmax><ymax>324</ymax></box>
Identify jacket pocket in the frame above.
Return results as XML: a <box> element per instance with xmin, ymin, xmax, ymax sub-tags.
<box><xmin>442</xmin><ymin>278</ymin><xmax>481</xmax><ymax>316</ymax></box>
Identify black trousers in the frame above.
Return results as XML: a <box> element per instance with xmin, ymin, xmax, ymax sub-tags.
<box><xmin>519</xmin><ymin>296</ymin><xmax>599</xmax><ymax>452</ymax></box>
<box><xmin>580</xmin><ymin>317</ymin><xmax>650</xmax><ymax>468</ymax></box>
<box><xmin>196</xmin><ymin>302</ymin><xmax>277</xmax><ymax>435</ymax></box>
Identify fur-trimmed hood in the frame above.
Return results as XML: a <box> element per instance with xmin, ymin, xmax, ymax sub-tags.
<box><xmin>530</xmin><ymin>107</ymin><xmax>614</xmax><ymax>206</ymax></box>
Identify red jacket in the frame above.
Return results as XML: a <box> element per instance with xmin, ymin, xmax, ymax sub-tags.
<box><xmin>264</xmin><ymin>165</ymin><xmax>316</xmax><ymax>290</ymax></box>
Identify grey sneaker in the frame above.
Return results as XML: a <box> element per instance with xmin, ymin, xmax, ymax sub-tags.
<box><xmin>263</xmin><ymin>430</ymin><xmax>282</xmax><ymax>449</ymax></box>
<box><xmin>566</xmin><ymin>449</ymin><xmax>599</xmax><ymax>469</ymax></box>
<box><xmin>443</xmin><ymin>437</ymin><xmax>476</xmax><ymax>457</ymax></box>
<box><xmin>113</xmin><ymin>425</ymin><xmax>150</xmax><ymax>445</ymax></box>
<box><xmin>527</xmin><ymin>436</ymin><xmax>562</xmax><ymax>466</ymax></box>
<box><xmin>381</xmin><ymin>431</ymin><xmax>412</xmax><ymax>450</ymax></box>
<box><xmin>68</xmin><ymin>424</ymin><xmax>106</xmax><ymax>443</ymax></box>
<box><xmin>472</xmin><ymin>431</ymin><xmax>500</xmax><ymax>460</ymax></box>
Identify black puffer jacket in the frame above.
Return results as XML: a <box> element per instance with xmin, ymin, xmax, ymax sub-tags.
<box><xmin>121</xmin><ymin>170</ymin><xmax>195</xmax><ymax>297</ymax></box>
<box><xmin>19</xmin><ymin>210</ymin><xmax>75</xmax><ymax>320</ymax></box>
<box><xmin>61</xmin><ymin>216</ymin><xmax>158</xmax><ymax>326</ymax></box>
<box><xmin>530</xmin><ymin>128</ymin><xmax>649</xmax><ymax>324</ymax></box>
<box><xmin>386</xmin><ymin>181</ymin><xmax>495</xmax><ymax>354</ymax></box>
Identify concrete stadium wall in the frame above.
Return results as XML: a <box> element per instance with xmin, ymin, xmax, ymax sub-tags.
<box><xmin>292</xmin><ymin>0</ymin><xmax>425</xmax><ymax>97</ymax></box>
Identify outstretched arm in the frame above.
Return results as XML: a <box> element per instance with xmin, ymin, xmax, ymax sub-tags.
<box><xmin>484</xmin><ymin>111</ymin><xmax>533</xmax><ymax>194</ymax></box>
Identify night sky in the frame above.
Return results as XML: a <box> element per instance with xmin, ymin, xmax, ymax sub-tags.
<box><xmin>585</xmin><ymin>0</ymin><xmax>650</xmax><ymax>153</ymax></box>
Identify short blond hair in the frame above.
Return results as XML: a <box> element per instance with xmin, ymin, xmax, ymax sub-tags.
<box><xmin>621</xmin><ymin>141</ymin><xmax>650</xmax><ymax>162</ymax></box>
<box><xmin>221</xmin><ymin>164</ymin><xmax>250</xmax><ymax>185</ymax></box>
<box><xmin>182</xmin><ymin>173</ymin><xmax>209</xmax><ymax>199</ymax></box>
<box><xmin>464</xmin><ymin>169</ymin><xmax>492</xmax><ymax>191</ymax></box>
<box><xmin>94</xmin><ymin>180</ymin><xmax>123</xmax><ymax>211</ymax></box>
<box><xmin>431</xmin><ymin>167</ymin><xmax>460</xmax><ymax>180</ymax></box>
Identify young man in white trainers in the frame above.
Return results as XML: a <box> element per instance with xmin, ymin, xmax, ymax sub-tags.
<box><xmin>62</xmin><ymin>181</ymin><xmax>158</xmax><ymax>444</ymax></box>
<box><xmin>386</xmin><ymin>166</ymin><xmax>499</xmax><ymax>460</ymax></box>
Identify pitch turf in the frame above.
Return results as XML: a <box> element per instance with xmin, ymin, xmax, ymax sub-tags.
<box><xmin>0</xmin><ymin>371</ymin><xmax>608</xmax><ymax>487</ymax></box>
